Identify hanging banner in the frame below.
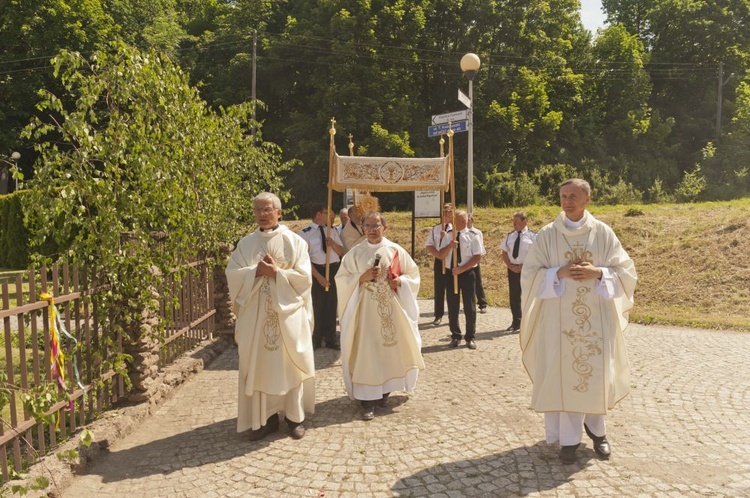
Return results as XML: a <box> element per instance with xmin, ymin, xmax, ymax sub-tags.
<box><xmin>330</xmin><ymin>154</ymin><xmax>449</xmax><ymax>192</ymax></box>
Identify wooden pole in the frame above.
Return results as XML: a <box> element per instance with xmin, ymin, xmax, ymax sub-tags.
<box><xmin>326</xmin><ymin>118</ymin><xmax>336</xmax><ymax>291</ymax></box>
<box><xmin>447</xmin><ymin>126</ymin><xmax>458</xmax><ymax>294</ymax></box>
<box><xmin>440</xmin><ymin>135</ymin><xmax>446</xmax><ymax>276</ymax></box>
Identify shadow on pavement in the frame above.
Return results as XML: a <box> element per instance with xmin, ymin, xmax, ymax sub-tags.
<box><xmin>85</xmin><ymin>418</ymin><xmax>270</xmax><ymax>483</ymax></box>
<box><xmin>392</xmin><ymin>441</ymin><xmax>594</xmax><ymax>496</ymax></box>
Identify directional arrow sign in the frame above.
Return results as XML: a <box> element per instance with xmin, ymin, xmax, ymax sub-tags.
<box><xmin>431</xmin><ymin>110</ymin><xmax>468</xmax><ymax>125</ymax></box>
<box><xmin>458</xmin><ymin>89</ymin><xmax>471</xmax><ymax>108</ymax></box>
<box><xmin>428</xmin><ymin>120</ymin><xmax>468</xmax><ymax>137</ymax></box>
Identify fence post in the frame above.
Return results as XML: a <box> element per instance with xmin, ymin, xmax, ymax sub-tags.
<box><xmin>213</xmin><ymin>243</ymin><xmax>235</xmax><ymax>336</ymax></box>
<box><xmin>124</xmin><ymin>281</ymin><xmax>162</xmax><ymax>403</ymax></box>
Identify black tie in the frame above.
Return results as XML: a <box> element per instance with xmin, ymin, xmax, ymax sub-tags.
<box><xmin>319</xmin><ymin>225</ymin><xmax>327</xmax><ymax>252</ymax></box>
<box><xmin>512</xmin><ymin>231</ymin><xmax>521</xmax><ymax>259</ymax></box>
<box><xmin>453</xmin><ymin>232</ymin><xmax>462</xmax><ymax>268</ymax></box>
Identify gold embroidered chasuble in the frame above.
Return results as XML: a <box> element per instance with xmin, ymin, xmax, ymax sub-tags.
<box><xmin>520</xmin><ymin>211</ymin><xmax>637</xmax><ymax>415</ymax></box>
<box><xmin>336</xmin><ymin>238</ymin><xmax>424</xmax><ymax>401</ymax></box>
<box><xmin>226</xmin><ymin>225</ymin><xmax>316</xmax><ymax>432</ymax></box>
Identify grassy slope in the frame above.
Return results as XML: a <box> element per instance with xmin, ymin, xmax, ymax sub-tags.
<box><xmin>285</xmin><ymin>199</ymin><xmax>750</xmax><ymax>331</ymax></box>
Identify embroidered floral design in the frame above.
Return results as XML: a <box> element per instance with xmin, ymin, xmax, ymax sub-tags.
<box><xmin>562</xmin><ymin>287</ymin><xmax>602</xmax><ymax>392</ymax></box>
<box><xmin>365</xmin><ymin>268</ymin><xmax>397</xmax><ymax>347</ymax></box>
<box><xmin>260</xmin><ymin>278</ymin><xmax>280</xmax><ymax>351</ymax></box>
<box><xmin>563</xmin><ymin>239</ymin><xmax>592</xmax><ymax>265</ymax></box>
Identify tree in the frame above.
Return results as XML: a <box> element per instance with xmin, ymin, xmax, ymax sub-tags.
<box><xmin>21</xmin><ymin>41</ymin><xmax>294</xmax><ymax>341</ymax></box>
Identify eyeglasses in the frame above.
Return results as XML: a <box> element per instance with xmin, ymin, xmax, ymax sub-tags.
<box><xmin>253</xmin><ymin>206</ymin><xmax>278</xmax><ymax>214</ymax></box>
<box><xmin>362</xmin><ymin>224</ymin><xmax>383</xmax><ymax>231</ymax></box>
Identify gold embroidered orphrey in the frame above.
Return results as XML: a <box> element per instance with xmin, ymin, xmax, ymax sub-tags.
<box><xmin>365</xmin><ymin>274</ymin><xmax>398</xmax><ymax>348</ymax></box>
<box><xmin>562</xmin><ymin>287</ymin><xmax>603</xmax><ymax>392</ymax></box>
<box><xmin>563</xmin><ymin>237</ymin><xmax>592</xmax><ymax>265</ymax></box>
<box><xmin>260</xmin><ymin>278</ymin><xmax>280</xmax><ymax>351</ymax></box>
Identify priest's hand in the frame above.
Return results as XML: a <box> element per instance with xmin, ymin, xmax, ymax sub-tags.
<box><xmin>359</xmin><ymin>266</ymin><xmax>380</xmax><ymax>285</ymax></box>
<box><xmin>558</xmin><ymin>261</ymin><xmax>602</xmax><ymax>281</ymax></box>
<box><xmin>388</xmin><ymin>275</ymin><xmax>401</xmax><ymax>291</ymax></box>
<box><xmin>256</xmin><ymin>254</ymin><xmax>277</xmax><ymax>280</ymax></box>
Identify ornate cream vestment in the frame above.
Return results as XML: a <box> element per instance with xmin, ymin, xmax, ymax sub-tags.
<box><xmin>335</xmin><ymin>238</ymin><xmax>424</xmax><ymax>401</ymax></box>
<box><xmin>520</xmin><ymin>211</ymin><xmax>637</xmax><ymax>414</ymax></box>
<box><xmin>226</xmin><ymin>225</ymin><xmax>315</xmax><ymax>432</ymax></box>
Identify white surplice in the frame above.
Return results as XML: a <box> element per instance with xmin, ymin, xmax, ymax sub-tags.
<box><xmin>226</xmin><ymin>225</ymin><xmax>315</xmax><ymax>432</ymax></box>
<box><xmin>520</xmin><ymin>211</ymin><xmax>637</xmax><ymax>415</ymax></box>
<box><xmin>335</xmin><ymin>238</ymin><xmax>424</xmax><ymax>401</ymax></box>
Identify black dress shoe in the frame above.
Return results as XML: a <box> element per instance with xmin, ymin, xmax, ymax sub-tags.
<box><xmin>249</xmin><ymin>413</ymin><xmax>280</xmax><ymax>441</ymax></box>
<box><xmin>584</xmin><ymin>423</ymin><xmax>611</xmax><ymax>459</ymax></box>
<box><xmin>379</xmin><ymin>393</ymin><xmax>390</xmax><ymax>407</ymax></box>
<box><xmin>432</xmin><ymin>317</ymin><xmax>442</xmax><ymax>326</ymax></box>
<box><xmin>466</xmin><ymin>339</ymin><xmax>477</xmax><ymax>350</ymax></box>
<box><xmin>559</xmin><ymin>443</ymin><xmax>580</xmax><ymax>464</ymax></box>
<box><xmin>285</xmin><ymin>417</ymin><xmax>306</xmax><ymax>439</ymax></box>
<box><xmin>505</xmin><ymin>324</ymin><xmax>515</xmax><ymax>332</ymax></box>
<box><xmin>449</xmin><ymin>338</ymin><xmax>460</xmax><ymax>348</ymax></box>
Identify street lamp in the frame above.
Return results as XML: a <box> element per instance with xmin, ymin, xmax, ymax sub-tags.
<box><xmin>0</xmin><ymin>151</ymin><xmax>20</xmax><ymax>194</ymax></box>
<box><xmin>460</xmin><ymin>53</ymin><xmax>480</xmax><ymax>213</ymax></box>
<box><xmin>10</xmin><ymin>151</ymin><xmax>20</xmax><ymax>192</ymax></box>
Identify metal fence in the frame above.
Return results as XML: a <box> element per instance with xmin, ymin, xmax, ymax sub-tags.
<box><xmin>0</xmin><ymin>259</ymin><xmax>215</xmax><ymax>483</ymax></box>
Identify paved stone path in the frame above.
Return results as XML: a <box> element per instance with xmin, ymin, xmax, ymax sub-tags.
<box><xmin>62</xmin><ymin>300</ymin><xmax>750</xmax><ymax>497</ymax></box>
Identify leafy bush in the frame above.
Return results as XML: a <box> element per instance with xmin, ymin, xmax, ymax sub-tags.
<box><xmin>645</xmin><ymin>178</ymin><xmax>675</xmax><ymax>204</ymax></box>
<box><xmin>532</xmin><ymin>164</ymin><xmax>581</xmax><ymax>202</ymax></box>
<box><xmin>675</xmin><ymin>165</ymin><xmax>707</xmax><ymax>203</ymax></box>
<box><xmin>479</xmin><ymin>170</ymin><xmax>540</xmax><ymax>207</ymax></box>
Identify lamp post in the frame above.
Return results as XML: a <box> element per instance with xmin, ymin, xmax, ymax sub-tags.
<box><xmin>0</xmin><ymin>151</ymin><xmax>20</xmax><ymax>194</ymax></box>
<box><xmin>460</xmin><ymin>53</ymin><xmax>480</xmax><ymax>213</ymax></box>
<box><xmin>10</xmin><ymin>151</ymin><xmax>20</xmax><ymax>191</ymax></box>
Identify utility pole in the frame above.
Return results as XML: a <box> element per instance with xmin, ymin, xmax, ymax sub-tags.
<box><xmin>252</xmin><ymin>30</ymin><xmax>257</xmax><ymax>134</ymax></box>
<box><xmin>716</xmin><ymin>61</ymin><xmax>723</xmax><ymax>139</ymax></box>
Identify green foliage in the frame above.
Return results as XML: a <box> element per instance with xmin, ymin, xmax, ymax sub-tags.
<box><xmin>20</xmin><ymin>383</ymin><xmax>64</xmax><ymax>426</ymax></box>
<box><xmin>532</xmin><ymin>164</ymin><xmax>581</xmax><ymax>202</ymax></box>
<box><xmin>675</xmin><ymin>165</ymin><xmax>708</xmax><ymax>203</ymax></box>
<box><xmin>478</xmin><ymin>170</ymin><xmax>540</xmax><ymax>207</ymax></box>
<box><xmin>0</xmin><ymin>193</ymin><xmax>29</xmax><ymax>268</ymax></box>
<box><xmin>20</xmin><ymin>41</ymin><xmax>294</xmax><ymax>359</ymax></box>
<box><xmin>645</xmin><ymin>178</ymin><xmax>675</xmax><ymax>204</ymax></box>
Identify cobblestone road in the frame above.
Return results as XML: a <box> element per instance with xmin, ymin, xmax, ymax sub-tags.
<box><xmin>62</xmin><ymin>300</ymin><xmax>750</xmax><ymax>497</ymax></box>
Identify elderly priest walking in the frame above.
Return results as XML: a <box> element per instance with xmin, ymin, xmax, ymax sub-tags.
<box><xmin>226</xmin><ymin>192</ymin><xmax>316</xmax><ymax>441</ymax></box>
<box><xmin>520</xmin><ymin>179</ymin><xmax>637</xmax><ymax>464</ymax></box>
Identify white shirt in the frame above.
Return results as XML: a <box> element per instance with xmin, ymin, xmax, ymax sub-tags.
<box><xmin>426</xmin><ymin>222</ymin><xmax>451</xmax><ymax>253</ymax></box>
<box><xmin>438</xmin><ymin>228</ymin><xmax>485</xmax><ymax>269</ymax></box>
<box><xmin>299</xmin><ymin>222</ymin><xmax>343</xmax><ymax>265</ymax></box>
<box><xmin>500</xmin><ymin>227</ymin><xmax>537</xmax><ymax>265</ymax></box>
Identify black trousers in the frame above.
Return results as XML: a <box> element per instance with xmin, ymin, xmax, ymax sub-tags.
<box><xmin>312</xmin><ymin>262</ymin><xmax>339</xmax><ymax>346</ymax></box>
<box><xmin>508</xmin><ymin>269</ymin><xmax>522</xmax><ymax>326</ymax></box>
<box><xmin>432</xmin><ymin>258</ymin><xmax>446</xmax><ymax>319</ymax></box>
<box><xmin>475</xmin><ymin>264</ymin><xmax>487</xmax><ymax>308</ymax></box>
<box><xmin>445</xmin><ymin>268</ymin><xmax>477</xmax><ymax>341</ymax></box>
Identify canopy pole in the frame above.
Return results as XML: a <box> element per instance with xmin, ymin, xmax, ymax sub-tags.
<box><xmin>447</xmin><ymin>126</ymin><xmax>458</xmax><ymax>294</ymax></box>
<box><xmin>326</xmin><ymin>118</ymin><xmax>337</xmax><ymax>291</ymax></box>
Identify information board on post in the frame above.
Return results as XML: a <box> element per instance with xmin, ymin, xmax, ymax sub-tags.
<box><xmin>414</xmin><ymin>190</ymin><xmax>441</xmax><ymax>218</ymax></box>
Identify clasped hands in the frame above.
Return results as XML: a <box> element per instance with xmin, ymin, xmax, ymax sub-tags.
<box><xmin>359</xmin><ymin>266</ymin><xmax>401</xmax><ymax>290</ymax></box>
<box><xmin>256</xmin><ymin>254</ymin><xmax>278</xmax><ymax>279</ymax></box>
<box><xmin>557</xmin><ymin>260</ymin><xmax>603</xmax><ymax>281</ymax></box>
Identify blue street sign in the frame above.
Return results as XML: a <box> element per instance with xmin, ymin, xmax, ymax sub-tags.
<box><xmin>427</xmin><ymin>120</ymin><xmax>468</xmax><ymax>137</ymax></box>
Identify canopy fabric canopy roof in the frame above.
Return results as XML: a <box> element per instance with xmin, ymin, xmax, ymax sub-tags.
<box><xmin>329</xmin><ymin>154</ymin><xmax>450</xmax><ymax>193</ymax></box>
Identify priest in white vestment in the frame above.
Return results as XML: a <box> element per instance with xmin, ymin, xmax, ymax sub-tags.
<box><xmin>226</xmin><ymin>192</ymin><xmax>315</xmax><ymax>441</ymax></box>
<box><xmin>521</xmin><ymin>179</ymin><xmax>637</xmax><ymax>464</ymax></box>
<box><xmin>335</xmin><ymin>211</ymin><xmax>424</xmax><ymax>421</ymax></box>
